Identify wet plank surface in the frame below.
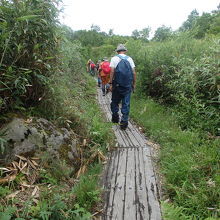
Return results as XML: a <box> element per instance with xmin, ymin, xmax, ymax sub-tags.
<box><xmin>98</xmin><ymin>89</ymin><xmax>162</xmax><ymax>220</ymax></box>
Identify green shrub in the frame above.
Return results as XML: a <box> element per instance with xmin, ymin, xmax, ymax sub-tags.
<box><xmin>127</xmin><ymin>35</ymin><xmax>220</xmax><ymax>135</ymax></box>
<box><xmin>0</xmin><ymin>0</ymin><xmax>60</xmax><ymax>113</ymax></box>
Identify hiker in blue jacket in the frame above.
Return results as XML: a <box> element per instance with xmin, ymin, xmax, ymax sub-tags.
<box><xmin>109</xmin><ymin>44</ymin><xmax>136</xmax><ymax>130</ymax></box>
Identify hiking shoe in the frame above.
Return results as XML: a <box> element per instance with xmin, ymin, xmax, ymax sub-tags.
<box><xmin>112</xmin><ymin>113</ymin><xmax>119</xmax><ymax>123</ymax></box>
<box><xmin>120</xmin><ymin>121</ymin><xmax>128</xmax><ymax>130</ymax></box>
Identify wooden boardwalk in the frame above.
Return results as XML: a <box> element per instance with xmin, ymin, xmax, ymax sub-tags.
<box><xmin>98</xmin><ymin>89</ymin><xmax>162</xmax><ymax>220</ymax></box>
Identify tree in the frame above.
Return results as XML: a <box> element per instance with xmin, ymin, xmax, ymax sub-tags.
<box><xmin>140</xmin><ymin>27</ymin><xmax>151</xmax><ymax>41</ymax></box>
<box><xmin>108</xmin><ymin>29</ymin><xmax>114</xmax><ymax>36</ymax></box>
<box><xmin>131</xmin><ymin>29</ymin><xmax>140</xmax><ymax>39</ymax></box>
<box><xmin>72</xmin><ymin>30</ymin><xmax>106</xmax><ymax>47</ymax></box>
<box><xmin>209</xmin><ymin>12</ymin><xmax>220</xmax><ymax>35</ymax></box>
<box><xmin>211</xmin><ymin>3</ymin><xmax>220</xmax><ymax>14</ymax></box>
<box><xmin>104</xmin><ymin>35</ymin><xmax>130</xmax><ymax>47</ymax></box>
<box><xmin>91</xmin><ymin>24</ymin><xmax>100</xmax><ymax>32</ymax></box>
<box><xmin>179</xmin><ymin>9</ymin><xmax>199</xmax><ymax>31</ymax></box>
<box><xmin>193</xmin><ymin>12</ymin><xmax>213</xmax><ymax>38</ymax></box>
<box><xmin>132</xmin><ymin>27</ymin><xmax>151</xmax><ymax>41</ymax></box>
<box><xmin>152</xmin><ymin>25</ymin><xmax>173</xmax><ymax>41</ymax></box>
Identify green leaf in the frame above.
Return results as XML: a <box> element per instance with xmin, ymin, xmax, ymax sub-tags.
<box><xmin>45</xmin><ymin>56</ymin><xmax>54</xmax><ymax>60</ymax></box>
<box><xmin>16</xmin><ymin>15</ymin><xmax>41</xmax><ymax>21</ymax></box>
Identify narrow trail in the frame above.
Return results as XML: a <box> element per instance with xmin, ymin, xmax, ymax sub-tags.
<box><xmin>97</xmin><ymin>88</ymin><xmax>162</xmax><ymax>220</ymax></box>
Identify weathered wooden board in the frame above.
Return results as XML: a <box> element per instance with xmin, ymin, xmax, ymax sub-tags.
<box><xmin>141</xmin><ymin>148</ymin><xmax>161</xmax><ymax>220</ymax></box>
<box><xmin>135</xmin><ymin>148</ymin><xmax>150</xmax><ymax>220</ymax></box>
<box><xmin>103</xmin><ymin>150</ymin><xmax>120</xmax><ymax>219</ymax></box>
<box><xmin>103</xmin><ymin>148</ymin><xmax>161</xmax><ymax>220</ymax></box>
<box><xmin>123</xmin><ymin>148</ymin><xmax>138</xmax><ymax>220</ymax></box>
<box><xmin>98</xmin><ymin>88</ymin><xmax>162</xmax><ymax>220</ymax></box>
<box><xmin>100</xmin><ymin>92</ymin><xmax>146</xmax><ymax>148</ymax></box>
<box><xmin>110</xmin><ymin>149</ymin><xmax>127</xmax><ymax>220</ymax></box>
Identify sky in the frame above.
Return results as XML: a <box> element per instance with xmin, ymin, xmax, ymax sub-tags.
<box><xmin>59</xmin><ymin>0</ymin><xmax>220</xmax><ymax>36</ymax></box>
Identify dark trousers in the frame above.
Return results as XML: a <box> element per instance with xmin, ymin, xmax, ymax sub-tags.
<box><xmin>111</xmin><ymin>89</ymin><xmax>131</xmax><ymax>122</ymax></box>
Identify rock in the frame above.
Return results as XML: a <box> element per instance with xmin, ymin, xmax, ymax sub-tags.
<box><xmin>67</xmin><ymin>151</ymin><xmax>75</xmax><ymax>161</ymax></box>
<box><xmin>0</xmin><ymin>117</ymin><xmax>78</xmax><ymax>165</ymax></box>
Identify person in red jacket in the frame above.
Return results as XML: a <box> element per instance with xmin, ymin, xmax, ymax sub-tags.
<box><xmin>99</xmin><ymin>58</ymin><xmax>111</xmax><ymax>96</ymax></box>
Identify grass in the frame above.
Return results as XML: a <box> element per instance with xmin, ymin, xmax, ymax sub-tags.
<box><xmin>70</xmin><ymin>75</ymin><xmax>114</xmax><ymax>150</ymax></box>
<box><xmin>130</xmin><ymin>94</ymin><xmax>220</xmax><ymax>219</ymax></box>
<box><xmin>72</xmin><ymin>164</ymin><xmax>102</xmax><ymax>211</ymax></box>
<box><xmin>0</xmin><ymin>72</ymin><xmax>114</xmax><ymax>219</ymax></box>
<box><xmin>38</xmin><ymin>69</ymin><xmax>114</xmax><ymax>152</ymax></box>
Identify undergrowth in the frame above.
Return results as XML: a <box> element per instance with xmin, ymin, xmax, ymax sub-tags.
<box><xmin>0</xmin><ymin>70</ymin><xmax>113</xmax><ymax>219</ymax></box>
<box><xmin>130</xmin><ymin>94</ymin><xmax>220</xmax><ymax>219</ymax></box>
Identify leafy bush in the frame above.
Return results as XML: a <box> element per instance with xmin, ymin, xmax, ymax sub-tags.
<box><xmin>127</xmin><ymin>35</ymin><xmax>220</xmax><ymax>134</ymax></box>
<box><xmin>0</xmin><ymin>0</ymin><xmax>60</xmax><ymax>113</ymax></box>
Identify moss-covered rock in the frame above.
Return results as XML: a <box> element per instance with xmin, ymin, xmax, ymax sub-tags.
<box><xmin>0</xmin><ymin>117</ymin><xmax>79</xmax><ymax>165</ymax></box>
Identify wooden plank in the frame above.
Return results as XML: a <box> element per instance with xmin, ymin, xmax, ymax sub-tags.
<box><xmin>103</xmin><ymin>100</ymin><xmax>132</xmax><ymax>148</ymax></box>
<box><xmin>104</xmin><ymin>150</ymin><xmax>120</xmax><ymax>220</ymax></box>
<box><xmin>98</xmin><ymin>88</ymin><xmax>162</xmax><ymax>219</ymax></box>
<box><xmin>141</xmin><ymin>148</ymin><xmax>162</xmax><ymax>219</ymax></box>
<box><xmin>124</xmin><ymin>148</ymin><xmax>138</xmax><ymax>220</ymax></box>
<box><xmin>100</xmin><ymin>97</ymin><xmax>111</xmax><ymax>121</ymax></box>
<box><xmin>101</xmin><ymin>90</ymin><xmax>146</xmax><ymax>147</ymax></box>
<box><xmin>100</xmin><ymin>92</ymin><xmax>145</xmax><ymax>148</ymax></box>
<box><xmin>110</xmin><ymin>149</ymin><xmax>127</xmax><ymax>219</ymax></box>
<box><xmin>102</xmin><ymin>100</ymin><xmax>130</xmax><ymax>148</ymax></box>
<box><xmin>127</xmin><ymin>125</ymin><xmax>146</xmax><ymax>146</ymax></box>
<box><xmin>102</xmin><ymin>151</ymin><xmax>114</xmax><ymax>218</ymax></box>
<box><xmin>135</xmin><ymin>147</ymin><xmax>150</xmax><ymax>220</ymax></box>
<box><xmin>123</xmin><ymin>127</ymin><xmax>140</xmax><ymax>147</ymax></box>
<box><xmin>117</xmin><ymin>129</ymin><xmax>131</xmax><ymax>147</ymax></box>
<box><xmin>112</xmin><ymin>126</ymin><xmax>129</xmax><ymax>147</ymax></box>
<box><xmin>99</xmin><ymin>93</ymin><xmax>129</xmax><ymax>147</ymax></box>
<box><xmin>129</xmin><ymin>121</ymin><xmax>146</xmax><ymax>139</ymax></box>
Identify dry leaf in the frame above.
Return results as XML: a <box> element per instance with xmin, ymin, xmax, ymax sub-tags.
<box><xmin>0</xmin><ymin>173</ymin><xmax>17</xmax><ymax>184</ymax></box>
<box><xmin>83</xmin><ymin>139</ymin><xmax>87</xmax><ymax>146</ymax></box>
<box><xmin>18</xmin><ymin>159</ymin><xmax>22</xmax><ymax>168</ymax></box>
<box><xmin>31</xmin><ymin>186</ymin><xmax>39</xmax><ymax>197</ymax></box>
<box><xmin>31</xmin><ymin>160</ymin><xmax>38</xmax><ymax>166</ymax></box>
<box><xmin>91</xmin><ymin>209</ymin><xmax>103</xmax><ymax>217</ymax></box>
<box><xmin>25</xmin><ymin>118</ymin><xmax>33</xmax><ymax>123</ymax></box>
<box><xmin>20</xmin><ymin>166</ymin><xmax>29</xmax><ymax>175</ymax></box>
<box><xmin>6</xmin><ymin>166</ymin><xmax>17</xmax><ymax>172</ymax></box>
<box><xmin>12</xmin><ymin>161</ymin><xmax>19</xmax><ymax>169</ymax></box>
<box><xmin>27</xmin><ymin>159</ymin><xmax>37</xmax><ymax>170</ymax></box>
<box><xmin>20</xmin><ymin>182</ymin><xmax>32</xmax><ymax>188</ymax></box>
<box><xmin>6</xmin><ymin>190</ymin><xmax>20</xmax><ymax>199</ymax></box>
<box><xmin>15</xmin><ymin>155</ymin><xmax>27</xmax><ymax>161</ymax></box>
<box><xmin>0</xmin><ymin>168</ymin><xmax>11</xmax><ymax>172</ymax></box>
<box><xmin>20</xmin><ymin>162</ymin><xmax>28</xmax><ymax>171</ymax></box>
<box><xmin>76</xmin><ymin>165</ymin><xmax>87</xmax><ymax>178</ymax></box>
<box><xmin>97</xmin><ymin>150</ymin><xmax>106</xmax><ymax>161</ymax></box>
<box><xmin>31</xmin><ymin>157</ymin><xmax>40</xmax><ymax>160</ymax></box>
<box><xmin>33</xmin><ymin>198</ymin><xmax>39</xmax><ymax>204</ymax></box>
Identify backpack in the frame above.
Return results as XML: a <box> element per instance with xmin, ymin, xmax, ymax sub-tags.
<box><xmin>101</xmin><ymin>61</ymin><xmax>111</xmax><ymax>75</ymax></box>
<box><xmin>90</xmin><ymin>63</ymin><xmax>95</xmax><ymax>69</ymax></box>
<box><xmin>113</xmin><ymin>55</ymin><xmax>133</xmax><ymax>92</ymax></box>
